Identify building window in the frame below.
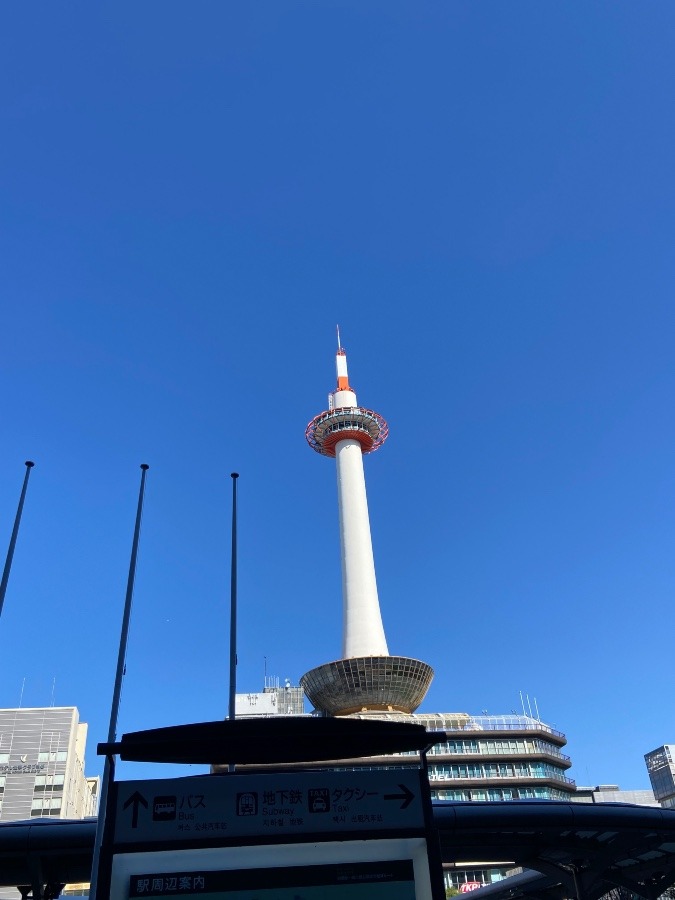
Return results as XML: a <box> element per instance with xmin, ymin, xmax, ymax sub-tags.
<box><xmin>34</xmin><ymin>774</ymin><xmax>65</xmax><ymax>790</ymax></box>
<box><xmin>38</xmin><ymin>750</ymin><xmax>67</xmax><ymax>763</ymax></box>
<box><xmin>31</xmin><ymin>796</ymin><xmax>62</xmax><ymax>816</ymax></box>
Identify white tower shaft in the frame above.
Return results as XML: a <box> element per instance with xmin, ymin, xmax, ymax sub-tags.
<box><xmin>336</xmin><ymin>437</ymin><xmax>389</xmax><ymax>658</ymax></box>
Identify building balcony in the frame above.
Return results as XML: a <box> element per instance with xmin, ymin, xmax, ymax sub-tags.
<box><xmin>427</xmin><ymin>748</ymin><xmax>572</xmax><ymax>769</ymax></box>
<box><xmin>427</xmin><ymin>772</ymin><xmax>576</xmax><ymax>788</ymax></box>
<box><xmin>442</xmin><ymin>718</ymin><xmax>565</xmax><ymax>741</ymax></box>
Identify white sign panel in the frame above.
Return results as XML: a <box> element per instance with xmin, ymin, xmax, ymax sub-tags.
<box><xmin>109</xmin><ymin>837</ymin><xmax>434</xmax><ymax>900</ymax></box>
<box><xmin>114</xmin><ymin>769</ymin><xmax>424</xmax><ymax>845</ymax></box>
<box><xmin>234</xmin><ymin>693</ymin><xmax>278</xmax><ymax>716</ymax></box>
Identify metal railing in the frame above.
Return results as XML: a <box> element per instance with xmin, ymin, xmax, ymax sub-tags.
<box><xmin>422</xmin><ymin>717</ymin><xmax>566</xmax><ymax>739</ymax></box>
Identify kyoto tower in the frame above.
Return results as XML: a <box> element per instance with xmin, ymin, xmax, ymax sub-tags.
<box><xmin>300</xmin><ymin>331</ymin><xmax>433</xmax><ymax>716</ymax></box>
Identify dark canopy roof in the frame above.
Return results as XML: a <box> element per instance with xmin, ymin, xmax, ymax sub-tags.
<box><xmin>3</xmin><ymin>802</ymin><xmax>675</xmax><ymax>898</ymax></box>
<box><xmin>435</xmin><ymin>801</ymin><xmax>675</xmax><ymax>900</ymax></box>
<box><xmin>98</xmin><ymin>717</ymin><xmax>443</xmax><ymax>764</ymax></box>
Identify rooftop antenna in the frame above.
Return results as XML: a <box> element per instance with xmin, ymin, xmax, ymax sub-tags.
<box><xmin>519</xmin><ymin>690</ymin><xmax>526</xmax><ymax>717</ymax></box>
<box><xmin>50</xmin><ymin>677</ymin><xmax>56</xmax><ymax>707</ymax></box>
<box><xmin>336</xmin><ymin>323</ymin><xmax>342</xmax><ymax>351</ymax></box>
<box><xmin>533</xmin><ymin>696</ymin><xmax>541</xmax><ymax>722</ymax></box>
<box><xmin>18</xmin><ymin>677</ymin><xmax>25</xmax><ymax>708</ymax></box>
<box><xmin>0</xmin><ymin>461</ymin><xmax>35</xmax><ymax>621</ymax></box>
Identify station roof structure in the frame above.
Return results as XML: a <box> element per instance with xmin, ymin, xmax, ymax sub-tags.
<box><xmin>2</xmin><ymin>802</ymin><xmax>675</xmax><ymax>898</ymax></box>
<box><xmin>435</xmin><ymin>801</ymin><xmax>675</xmax><ymax>900</ymax></box>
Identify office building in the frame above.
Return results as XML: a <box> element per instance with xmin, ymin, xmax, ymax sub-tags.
<box><xmin>573</xmin><ymin>784</ymin><xmax>658</xmax><ymax>806</ymax></box>
<box><xmin>0</xmin><ymin>706</ymin><xmax>98</xmax><ymax>823</ymax></box>
<box><xmin>645</xmin><ymin>744</ymin><xmax>675</xmax><ymax>809</ymax></box>
<box><xmin>0</xmin><ymin>707</ymin><xmax>98</xmax><ymax>899</ymax></box>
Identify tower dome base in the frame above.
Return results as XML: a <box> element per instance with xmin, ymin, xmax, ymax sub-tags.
<box><xmin>301</xmin><ymin>656</ymin><xmax>433</xmax><ymax>717</ymax></box>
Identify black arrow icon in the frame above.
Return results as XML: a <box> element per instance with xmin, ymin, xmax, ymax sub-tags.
<box><xmin>384</xmin><ymin>783</ymin><xmax>415</xmax><ymax>810</ymax></box>
<box><xmin>123</xmin><ymin>790</ymin><xmax>148</xmax><ymax>828</ymax></box>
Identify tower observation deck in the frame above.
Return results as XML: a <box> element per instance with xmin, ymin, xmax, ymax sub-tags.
<box><xmin>300</xmin><ymin>332</ymin><xmax>433</xmax><ymax>716</ymax></box>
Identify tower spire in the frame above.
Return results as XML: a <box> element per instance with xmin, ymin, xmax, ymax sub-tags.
<box><xmin>301</xmin><ymin>331</ymin><xmax>433</xmax><ymax>716</ymax></box>
<box><xmin>335</xmin><ymin>335</ymin><xmax>353</xmax><ymax>399</ymax></box>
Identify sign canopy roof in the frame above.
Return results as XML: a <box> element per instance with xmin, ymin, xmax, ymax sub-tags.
<box><xmin>98</xmin><ymin>717</ymin><xmax>445</xmax><ymax>765</ymax></box>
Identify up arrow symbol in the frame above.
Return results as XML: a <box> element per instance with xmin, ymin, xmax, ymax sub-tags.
<box><xmin>123</xmin><ymin>790</ymin><xmax>149</xmax><ymax>828</ymax></box>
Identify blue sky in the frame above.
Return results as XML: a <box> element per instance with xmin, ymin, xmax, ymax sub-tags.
<box><xmin>1</xmin><ymin>2</ymin><xmax>674</xmax><ymax>790</ymax></box>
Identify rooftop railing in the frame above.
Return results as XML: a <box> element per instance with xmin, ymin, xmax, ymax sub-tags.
<box><xmin>419</xmin><ymin>716</ymin><xmax>566</xmax><ymax>739</ymax></box>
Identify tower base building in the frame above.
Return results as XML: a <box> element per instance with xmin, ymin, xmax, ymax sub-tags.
<box><xmin>231</xmin><ymin>687</ymin><xmax>577</xmax><ymax>893</ymax></box>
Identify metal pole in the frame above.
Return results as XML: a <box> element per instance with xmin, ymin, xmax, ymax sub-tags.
<box><xmin>228</xmin><ymin>473</ymin><xmax>239</xmax><ymax>722</ymax></box>
<box><xmin>0</xmin><ymin>461</ymin><xmax>35</xmax><ymax>620</ymax></box>
<box><xmin>89</xmin><ymin>464</ymin><xmax>149</xmax><ymax>899</ymax></box>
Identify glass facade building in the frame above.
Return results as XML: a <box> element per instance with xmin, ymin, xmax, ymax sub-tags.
<box><xmin>349</xmin><ymin>711</ymin><xmax>575</xmax><ymax>803</ymax></box>
<box><xmin>645</xmin><ymin>744</ymin><xmax>675</xmax><ymax>809</ymax></box>
<box><xmin>340</xmin><ymin>710</ymin><xmax>575</xmax><ymax>890</ymax></box>
<box><xmin>230</xmin><ymin>694</ymin><xmax>576</xmax><ymax>892</ymax></box>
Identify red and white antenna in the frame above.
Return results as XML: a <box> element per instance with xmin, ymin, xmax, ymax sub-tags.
<box><xmin>335</xmin><ymin>326</ymin><xmax>351</xmax><ymax>393</ymax></box>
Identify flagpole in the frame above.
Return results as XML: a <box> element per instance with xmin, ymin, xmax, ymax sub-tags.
<box><xmin>228</xmin><ymin>473</ymin><xmax>239</xmax><ymax>722</ymax></box>
<box><xmin>0</xmin><ymin>461</ymin><xmax>35</xmax><ymax>620</ymax></box>
<box><xmin>90</xmin><ymin>464</ymin><xmax>149</xmax><ymax>899</ymax></box>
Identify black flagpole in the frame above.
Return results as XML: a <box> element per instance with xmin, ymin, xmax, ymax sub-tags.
<box><xmin>0</xmin><ymin>461</ymin><xmax>35</xmax><ymax>621</ymax></box>
<box><xmin>228</xmin><ymin>472</ymin><xmax>239</xmax><ymax>723</ymax></box>
<box><xmin>90</xmin><ymin>464</ymin><xmax>149</xmax><ymax>898</ymax></box>
<box><xmin>107</xmin><ymin>463</ymin><xmax>150</xmax><ymax>742</ymax></box>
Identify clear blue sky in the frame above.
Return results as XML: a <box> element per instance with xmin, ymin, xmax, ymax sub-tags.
<box><xmin>1</xmin><ymin>2</ymin><xmax>673</xmax><ymax>791</ymax></box>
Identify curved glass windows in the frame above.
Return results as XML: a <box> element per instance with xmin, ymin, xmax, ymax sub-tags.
<box><xmin>428</xmin><ymin>761</ymin><xmax>570</xmax><ymax>782</ymax></box>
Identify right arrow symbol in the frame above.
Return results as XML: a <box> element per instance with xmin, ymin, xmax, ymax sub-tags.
<box><xmin>384</xmin><ymin>783</ymin><xmax>415</xmax><ymax>809</ymax></box>
<box><xmin>123</xmin><ymin>790</ymin><xmax>148</xmax><ymax>828</ymax></box>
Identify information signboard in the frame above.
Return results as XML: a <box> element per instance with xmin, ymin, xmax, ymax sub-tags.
<box><xmin>113</xmin><ymin>769</ymin><xmax>423</xmax><ymax>845</ymax></box>
<box><xmin>97</xmin><ymin>769</ymin><xmax>442</xmax><ymax>900</ymax></box>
